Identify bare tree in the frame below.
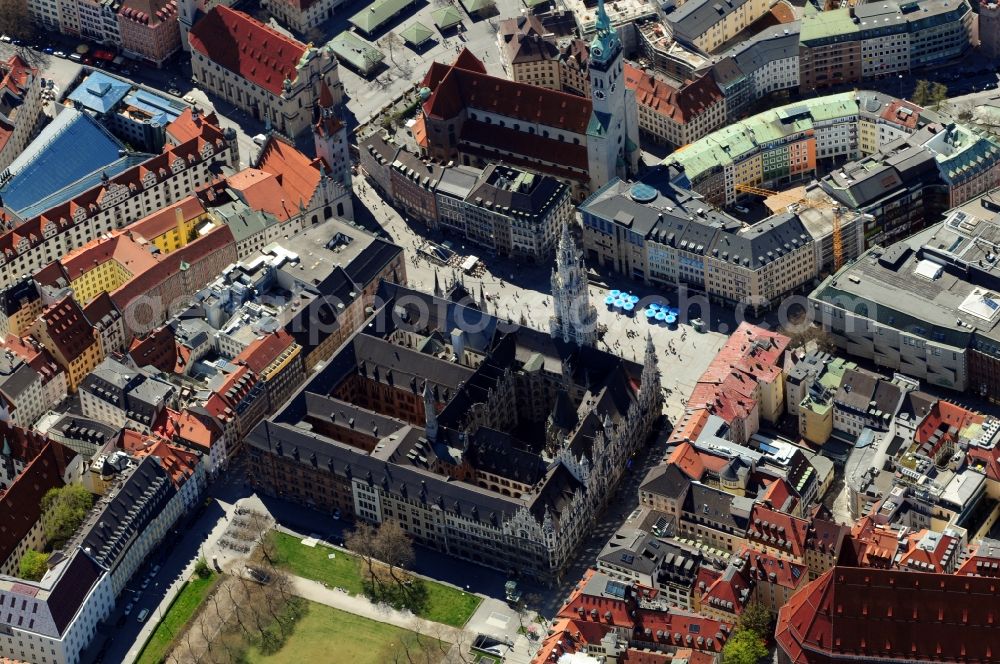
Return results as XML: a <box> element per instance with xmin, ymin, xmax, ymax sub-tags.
<box><xmin>246</xmin><ymin>512</ymin><xmax>277</xmax><ymax>566</ymax></box>
<box><xmin>378</xmin><ymin>31</ymin><xmax>403</xmax><ymax>65</ymax></box>
<box><xmin>375</xmin><ymin>519</ymin><xmax>415</xmax><ymax>588</ymax></box>
<box><xmin>0</xmin><ymin>0</ymin><xmax>33</xmax><ymax>40</ymax></box>
<box><xmin>346</xmin><ymin>522</ymin><xmax>386</xmax><ymax>594</ymax></box>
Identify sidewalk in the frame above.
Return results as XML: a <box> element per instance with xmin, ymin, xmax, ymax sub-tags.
<box><xmin>288</xmin><ymin>574</ymin><xmax>463</xmax><ymax>642</ymax></box>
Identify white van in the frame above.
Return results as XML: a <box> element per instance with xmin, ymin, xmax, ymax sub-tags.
<box><xmin>252</xmin><ymin>134</ymin><xmax>267</xmax><ymax>146</ymax></box>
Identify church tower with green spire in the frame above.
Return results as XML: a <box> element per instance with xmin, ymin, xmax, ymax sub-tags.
<box><xmin>585</xmin><ymin>0</ymin><xmax>639</xmax><ymax>190</ymax></box>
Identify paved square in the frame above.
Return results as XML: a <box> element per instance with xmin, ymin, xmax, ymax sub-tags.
<box><xmin>354</xmin><ymin>181</ymin><xmax>727</xmax><ymax>422</ymax></box>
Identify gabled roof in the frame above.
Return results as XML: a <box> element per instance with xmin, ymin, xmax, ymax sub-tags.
<box><xmin>747</xmin><ymin>503</ymin><xmax>809</xmax><ymax>558</ymax></box>
<box><xmin>668</xmin><ymin>441</ymin><xmax>705</xmax><ymax>480</ymax></box>
<box><xmin>188</xmin><ymin>6</ymin><xmax>307</xmax><ymax>96</ymax></box>
<box><xmin>0</xmin><ymin>107</ymin><xmax>128</xmax><ymax>215</ymax></box>
<box><xmin>777</xmin><ymin>566</ymin><xmax>1000</xmax><ymax>664</ymax></box>
<box><xmin>421</xmin><ymin>49</ymin><xmax>592</xmax><ymax>133</ymax></box>
<box><xmin>234</xmin><ymin>330</ymin><xmax>296</xmax><ymax>375</ymax></box>
<box><xmin>128</xmin><ymin>195</ymin><xmax>207</xmax><ymax>242</ymax></box>
<box><xmin>255</xmin><ymin>136</ymin><xmax>324</xmax><ymax>209</ymax></box>
<box><xmin>0</xmin><ymin>438</ymin><xmax>75</xmax><ymax>567</ymax></box>
<box><xmin>40</xmin><ymin>296</ymin><xmax>96</xmax><ymax>364</ymax></box>
<box><xmin>624</xmin><ymin>64</ymin><xmax>723</xmax><ymax>125</ymax></box>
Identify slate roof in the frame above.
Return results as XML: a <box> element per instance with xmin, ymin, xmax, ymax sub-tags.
<box><xmin>668</xmin><ymin>0</ymin><xmax>755</xmax><ymax>45</ymax></box>
<box><xmin>640</xmin><ymin>463</ymin><xmax>692</xmax><ymax>500</ymax></box>
<box><xmin>80</xmin><ymin>456</ymin><xmax>176</xmax><ymax>569</ymax></box>
<box><xmin>248</xmin><ymin>419</ymin><xmax>527</xmax><ymax>518</ymax></box>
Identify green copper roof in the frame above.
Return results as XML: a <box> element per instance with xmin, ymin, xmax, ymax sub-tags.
<box><xmin>800</xmin><ymin>8</ymin><xmax>859</xmax><ymax>45</ymax></box>
<box><xmin>432</xmin><ymin>5</ymin><xmax>463</xmax><ymax>28</ymax></box>
<box><xmin>664</xmin><ymin>92</ymin><xmax>859</xmax><ymax>182</ymax></box>
<box><xmin>349</xmin><ymin>0</ymin><xmax>415</xmax><ymax>33</ymax></box>
<box><xmin>400</xmin><ymin>21</ymin><xmax>434</xmax><ymax>45</ymax></box>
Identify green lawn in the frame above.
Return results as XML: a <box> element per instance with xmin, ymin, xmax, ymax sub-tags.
<box><xmin>271</xmin><ymin>531</ymin><xmax>366</xmax><ymax>594</ymax></box>
<box><xmin>136</xmin><ymin>573</ymin><xmax>217</xmax><ymax>664</ymax></box>
<box><xmin>420</xmin><ymin>578</ymin><xmax>482</xmax><ymax>627</ymax></box>
<box><xmin>246</xmin><ymin>602</ymin><xmax>444</xmax><ymax>663</ymax></box>
<box><xmin>271</xmin><ymin>531</ymin><xmax>482</xmax><ymax>627</ymax></box>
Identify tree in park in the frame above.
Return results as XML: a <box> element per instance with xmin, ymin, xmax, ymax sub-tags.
<box><xmin>722</xmin><ymin>629</ymin><xmax>769</xmax><ymax>664</ymax></box>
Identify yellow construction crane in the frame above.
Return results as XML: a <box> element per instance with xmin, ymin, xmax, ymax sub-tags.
<box><xmin>734</xmin><ymin>183</ymin><xmax>844</xmax><ymax>270</ymax></box>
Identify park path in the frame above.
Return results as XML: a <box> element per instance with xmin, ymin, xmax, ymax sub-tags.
<box><xmin>288</xmin><ymin>575</ymin><xmax>465</xmax><ymax>642</ymax></box>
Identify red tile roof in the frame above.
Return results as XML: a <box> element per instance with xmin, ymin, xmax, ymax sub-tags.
<box><xmin>128</xmin><ymin>326</ymin><xmax>179</xmax><ymax>373</ymax></box>
<box><xmin>459</xmin><ymin>120</ymin><xmax>589</xmax><ymax>177</ymax></box>
<box><xmin>173</xmin><ymin>408</ymin><xmax>222</xmax><ymax>451</ymax></box>
<box><xmin>1</xmin><ymin>336</ymin><xmax>63</xmax><ymax>385</ymax></box>
<box><xmin>624</xmin><ymin>64</ymin><xmax>723</xmax><ymax>124</ymax></box>
<box><xmin>968</xmin><ymin>444</ymin><xmax>1000</xmax><ymax>481</ymax></box>
<box><xmin>956</xmin><ymin>539</ymin><xmax>1000</xmax><ymax>578</ymax></box>
<box><xmin>188</xmin><ymin>6</ymin><xmax>307</xmax><ymax>96</ymax></box>
<box><xmin>0</xmin><ymin>115</ymin><xmax>227</xmax><ymax>263</ymax></box>
<box><xmin>40</xmin><ymin>297</ymin><xmax>96</xmax><ymax>364</ymax></box>
<box><xmin>747</xmin><ymin>504</ymin><xmax>810</xmax><ymax>559</ymax></box>
<box><xmin>742</xmin><ymin>547</ymin><xmax>808</xmax><ymax>591</ymax></box>
<box><xmin>667</xmin><ymin>407</ymin><xmax>710</xmax><ymax>445</ymax></box>
<box><xmin>776</xmin><ymin>567</ymin><xmax>1000</xmax><ymax>663</ymax></box>
<box><xmin>634</xmin><ymin>608</ymin><xmax>727</xmax><ymax>651</ymax></box>
<box><xmin>761</xmin><ymin>478</ymin><xmax>797</xmax><ymax>514</ymax></box>
<box><xmin>128</xmin><ymin>195</ymin><xmax>206</xmax><ymax>242</ymax></box>
<box><xmin>879</xmin><ymin>100</ymin><xmax>923</xmax><ymax>130</ymax></box>
<box><xmin>667</xmin><ymin>442</ymin><xmax>704</xmax><ymax>480</ymax></box>
<box><xmin>256</xmin><ymin>137</ymin><xmax>324</xmax><ymax>209</ymax></box>
<box><xmin>132</xmin><ymin>438</ymin><xmax>201</xmax><ymax>487</ymax></box>
<box><xmin>686</xmin><ymin>322</ymin><xmax>789</xmax><ymax>428</ymax></box>
<box><xmin>60</xmin><ymin>232</ymin><xmax>159</xmax><ymax>283</ymax></box>
<box><xmin>118</xmin><ymin>0</ymin><xmax>177</xmax><ymax>28</ymax></box>
<box><xmin>530</xmin><ymin>617</ymin><xmax>590</xmax><ymax>664</ymax></box>
<box><xmin>110</xmin><ymin>225</ymin><xmax>236</xmax><ymax>313</ymax></box>
<box><xmin>421</xmin><ymin>49</ymin><xmax>592</xmax><ymax>133</ymax></box>
<box><xmin>234</xmin><ymin>330</ymin><xmax>295</xmax><ymax>375</ymax></box>
<box><xmin>227</xmin><ymin>169</ymin><xmax>297</xmax><ymax>222</ymax></box>
<box><xmin>896</xmin><ymin>529</ymin><xmax>958</xmax><ymax>573</ymax></box>
<box><xmin>166</xmin><ymin>107</ymin><xmax>221</xmax><ymax>144</ymax></box>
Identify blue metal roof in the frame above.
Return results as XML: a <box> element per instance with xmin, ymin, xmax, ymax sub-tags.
<box><xmin>0</xmin><ymin>108</ymin><xmax>129</xmax><ymax>215</ymax></box>
<box><xmin>122</xmin><ymin>89</ymin><xmax>186</xmax><ymax>124</ymax></box>
<box><xmin>15</xmin><ymin>153</ymin><xmax>153</xmax><ymax>220</ymax></box>
<box><xmin>66</xmin><ymin>72</ymin><xmax>132</xmax><ymax>114</ymax></box>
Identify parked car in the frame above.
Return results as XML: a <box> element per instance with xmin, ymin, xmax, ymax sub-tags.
<box><xmin>733</xmin><ymin>205</ymin><xmax>749</xmax><ymax>214</ymax></box>
<box><xmin>43</xmin><ymin>47</ymin><xmax>53</xmax><ymax>54</ymax></box>
<box><xmin>123</xmin><ymin>602</ymin><xmax>133</xmax><ymax>616</ymax></box>
<box><xmin>183</xmin><ymin>94</ymin><xmax>196</xmax><ymax>104</ymax></box>
<box><xmin>0</xmin><ymin>36</ymin><xmax>10</xmax><ymax>43</ymax></box>
<box><xmin>136</xmin><ymin>609</ymin><xmax>149</xmax><ymax>623</ymax></box>
<box><xmin>54</xmin><ymin>50</ymin><xmax>66</xmax><ymax>58</ymax></box>
<box><xmin>69</xmin><ymin>53</ymin><xmax>82</xmax><ymax>62</ymax></box>
<box><xmin>252</xmin><ymin>134</ymin><xmax>267</xmax><ymax>146</ymax></box>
